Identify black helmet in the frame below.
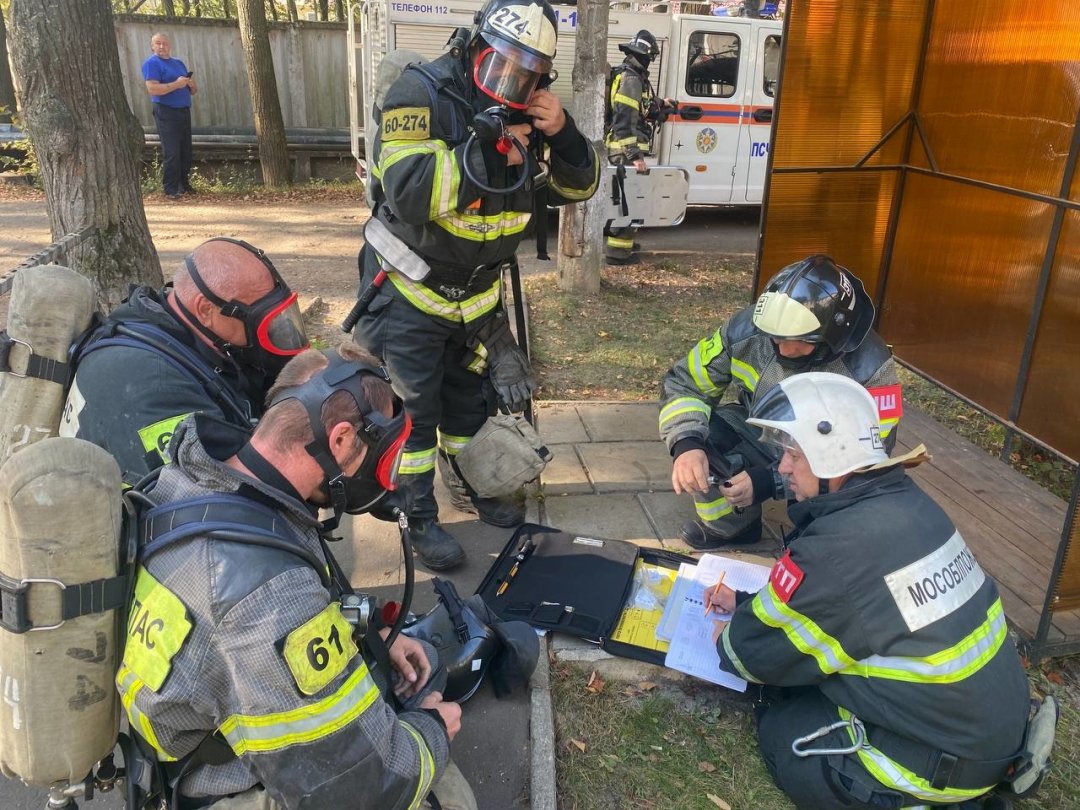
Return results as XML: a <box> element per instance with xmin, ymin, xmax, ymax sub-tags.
<box><xmin>619</xmin><ymin>29</ymin><xmax>660</xmax><ymax>60</ymax></box>
<box><xmin>471</xmin><ymin>0</ymin><xmax>559</xmax><ymax>109</ymax></box>
<box><xmin>752</xmin><ymin>255</ymin><xmax>875</xmax><ymax>357</ymax></box>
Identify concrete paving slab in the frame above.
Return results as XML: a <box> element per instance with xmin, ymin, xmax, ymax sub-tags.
<box><xmin>638</xmin><ymin>490</ymin><xmax>698</xmax><ymax>551</ymax></box>
<box><xmin>573</xmin><ymin>401</ymin><xmax>660</xmax><ymax>442</ymax></box>
<box><xmin>538</xmin><ymin>443</ymin><xmax>592</xmax><ymax>495</ymax></box>
<box><xmin>534</xmin><ymin>402</ymin><xmax>589</xmax><ymax>445</ymax></box>
<box><xmin>541</xmin><ymin>492</ymin><xmax>661</xmax><ymax>544</ymax></box>
<box><xmin>577</xmin><ymin>440</ymin><xmax>674</xmax><ymax>493</ymax></box>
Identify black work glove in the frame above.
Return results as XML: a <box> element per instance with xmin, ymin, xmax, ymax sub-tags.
<box><xmin>468</xmin><ymin>312</ymin><xmax>534</xmax><ymax>412</ymax></box>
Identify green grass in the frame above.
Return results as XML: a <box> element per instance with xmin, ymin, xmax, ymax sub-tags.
<box><xmin>552</xmin><ymin>663</ymin><xmax>792</xmax><ymax>810</ymax></box>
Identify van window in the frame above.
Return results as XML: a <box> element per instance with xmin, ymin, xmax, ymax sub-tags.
<box><xmin>763</xmin><ymin>35</ymin><xmax>781</xmax><ymax>97</ymax></box>
<box><xmin>685</xmin><ymin>31</ymin><xmax>740</xmax><ymax>98</ymax></box>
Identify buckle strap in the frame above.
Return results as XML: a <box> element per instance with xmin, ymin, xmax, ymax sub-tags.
<box><xmin>869</xmin><ymin>723</ymin><xmax>1017</xmax><ymax>791</ymax></box>
<box><xmin>0</xmin><ymin>331</ymin><xmax>71</xmax><ymax>386</ymax></box>
<box><xmin>0</xmin><ymin>571</ymin><xmax>128</xmax><ymax>634</ymax></box>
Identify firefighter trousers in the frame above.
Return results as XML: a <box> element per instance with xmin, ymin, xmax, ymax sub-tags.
<box><xmin>352</xmin><ymin>252</ymin><xmax>492</xmax><ymax>521</ymax></box>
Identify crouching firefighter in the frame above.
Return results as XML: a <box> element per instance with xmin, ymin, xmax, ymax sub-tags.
<box><xmin>344</xmin><ymin>0</ymin><xmax>599</xmax><ymax>571</ymax></box>
<box><xmin>707</xmin><ymin>372</ymin><xmax>1058</xmax><ymax>810</ymax></box>
<box><xmin>117</xmin><ymin>343</ymin><xmax>476</xmax><ymax>810</ymax></box>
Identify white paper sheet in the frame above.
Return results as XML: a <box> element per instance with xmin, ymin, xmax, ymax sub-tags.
<box><xmin>662</xmin><ymin>554</ymin><xmax>772</xmax><ymax>690</ymax></box>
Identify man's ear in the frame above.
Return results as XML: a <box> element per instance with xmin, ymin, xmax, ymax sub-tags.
<box><xmin>328</xmin><ymin>421</ymin><xmax>364</xmax><ymax>468</ymax></box>
<box><xmin>191</xmin><ymin>292</ymin><xmax>218</xmax><ymax>328</ymax></box>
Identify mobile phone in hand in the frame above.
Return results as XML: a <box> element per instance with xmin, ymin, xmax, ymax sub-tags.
<box><xmin>186</xmin><ymin>71</ymin><xmax>194</xmax><ymax>78</ymax></box>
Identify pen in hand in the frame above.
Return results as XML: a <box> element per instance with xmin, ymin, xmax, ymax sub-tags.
<box><xmin>704</xmin><ymin>570</ymin><xmax>727</xmax><ymax>617</ymax></box>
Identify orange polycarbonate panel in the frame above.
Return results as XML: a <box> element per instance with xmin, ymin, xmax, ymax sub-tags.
<box><xmin>880</xmin><ymin>172</ymin><xmax>1055</xmax><ymax>417</ymax></box>
<box><xmin>758</xmin><ymin>171</ymin><xmax>896</xmax><ymax>296</ymax></box>
<box><xmin>1017</xmin><ymin>211</ymin><xmax>1080</xmax><ymax>461</ymax></box>
<box><xmin>772</xmin><ymin>0</ymin><xmax>926</xmax><ymax>171</ymax></box>
<box><xmin>916</xmin><ymin>3</ymin><xmax>1080</xmax><ymax>197</ymax></box>
<box><xmin>1053</xmin><ymin>505</ymin><xmax>1080</xmax><ymax>613</ymax></box>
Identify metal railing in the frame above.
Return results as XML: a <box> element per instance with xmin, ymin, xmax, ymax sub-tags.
<box><xmin>0</xmin><ymin>226</ymin><xmax>98</xmax><ymax>297</ymax></box>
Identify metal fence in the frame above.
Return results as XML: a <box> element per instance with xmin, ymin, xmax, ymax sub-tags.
<box><xmin>114</xmin><ymin>15</ymin><xmax>351</xmax><ymax>134</ymax></box>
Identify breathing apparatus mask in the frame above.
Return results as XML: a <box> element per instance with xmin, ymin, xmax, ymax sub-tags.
<box><xmin>173</xmin><ymin>237</ymin><xmax>309</xmax><ymax>375</ymax></box>
<box><xmin>469</xmin><ymin>0</ymin><xmax>558</xmax><ymax>109</ymax></box>
<box><xmin>268</xmin><ymin>351</ymin><xmax>411</xmax><ymax>518</ymax></box>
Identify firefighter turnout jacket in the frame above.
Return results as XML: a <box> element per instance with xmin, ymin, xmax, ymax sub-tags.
<box><xmin>606</xmin><ymin>59</ymin><xmax>655</xmax><ymax>162</ymax></box>
<box><xmin>116</xmin><ymin>416</ymin><xmax>449</xmax><ymax>808</ymax></box>
<box><xmin>659</xmin><ymin>307</ymin><xmax>901</xmax><ymax>462</ymax></box>
<box><xmin>717</xmin><ymin>465</ymin><xmax>1030</xmax><ymax>804</ymax></box>
<box><xmin>59</xmin><ymin>287</ymin><xmax>262</xmax><ymax>480</ymax></box>
<box><xmin>369</xmin><ymin>51</ymin><xmax>599</xmax><ymax>299</ymax></box>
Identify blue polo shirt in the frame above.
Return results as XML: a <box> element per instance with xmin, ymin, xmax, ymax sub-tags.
<box><xmin>142</xmin><ymin>54</ymin><xmax>192</xmax><ymax>109</ymax></box>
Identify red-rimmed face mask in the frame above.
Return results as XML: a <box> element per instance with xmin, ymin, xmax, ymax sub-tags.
<box><xmin>473</xmin><ymin>45</ymin><xmax>544</xmax><ymax>109</ymax></box>
<box><xmin>180</xmin><ymin>238</ymin><xmax>309</xmax><ymax>374</ymax></box>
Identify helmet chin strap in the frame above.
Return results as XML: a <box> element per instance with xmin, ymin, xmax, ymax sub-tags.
<box><xmin>818</xmin><ymin>478</ymin><xmax>830</xmax><ymax>496</ymax></box>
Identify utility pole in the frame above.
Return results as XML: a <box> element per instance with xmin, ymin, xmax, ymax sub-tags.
<box><xmin>556</xmin><ymin>0</ymin><xmax>607</xmax><ymax>293</ymax></box>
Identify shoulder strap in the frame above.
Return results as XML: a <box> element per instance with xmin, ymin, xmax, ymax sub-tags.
<box><xmin>76</xmin><ymin>321</ymin><xmax>253</xmax><ymax>426</ymax></box>
<box><xmin>406</xmin><ymin>62</ymin><xmax>466</xmax><ymax>142</ymax></box>
<box><xmin>140</xmin><ymin>493</ymin><xmax>330</xmax><ymax>588</ymax></box>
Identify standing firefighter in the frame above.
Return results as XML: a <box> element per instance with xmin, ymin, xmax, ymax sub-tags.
<box><xmin>348</xmin><ymin>0</ymin><xmax>599</xmax><ymax>569</ymax></box>
<box><xmin>604</xmin><ymin>29</ymin><xmax>676</xmax><ymax>265</ymax></box>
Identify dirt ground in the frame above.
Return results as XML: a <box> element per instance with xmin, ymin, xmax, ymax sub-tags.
<box><xmin>0</xmin><ymin>188</ymin><xmax>370</xmax><ymax>345</ymax></box>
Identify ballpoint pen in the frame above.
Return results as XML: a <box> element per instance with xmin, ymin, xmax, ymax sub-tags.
<box><xmin>704</xmin><ymin>570</ymin><xmax>727</xmax><ymax>617</ymax></box>
<box><xmin>497</xmin><ymin>538</ymin><xmax>535</xmax><ymax>597</ymax></box>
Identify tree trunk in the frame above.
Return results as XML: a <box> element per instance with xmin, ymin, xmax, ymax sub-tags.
<box><xmin>181</xmin><ymin>0</ymin><xmax>190</xmax><ymax>16</ymax></box>
<box><xmin>223</xmin><ymin>0</ymin><xmax>231</xmax><ymax>19</ymax></box>
<box><xmin>162</xmin><ymin>0</ymin><xmax>177</xmax><ymax>16</ymax></box>
<box><xmin>334</xmin><ymin>0</ymin><xmax>344</xmax><ymax>21</ymax></box>
<box><xmin>8</xmin><ymin>0</ymin><xmax>162</xmax><ymax>308</ymax></box>
<box><xmin>286</xmin><ymin>0</ymin><xmax>298</xmax><ymax>22</ymax></box>
<box><xmin>235</xmin><ymin>0</ymin><xmax>291</xmax><ymax>186</ymax></box>
<box><xmin>557</xmin><ymin>0</ymin><xmax>608</xmax><ymax>293</ymax></box>
<box><xmin>267</xmin><ymin>0</ymin><xmax>278</xmax><ymax>21</ymax></box>
<box><xmin>0</xmin><ymin>7</ymin><xmax>17</xmax><ymax>124</ymax></box>
<box><xmin>317</xmin><ymin>0</ymin><xmax>328</xmax><ymax>21</ymax></box>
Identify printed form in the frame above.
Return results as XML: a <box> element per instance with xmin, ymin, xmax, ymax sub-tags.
<box><xmin>663</xmin><ymin>554</ymin><xmax>771</xmax><ymax>691</ymax></box>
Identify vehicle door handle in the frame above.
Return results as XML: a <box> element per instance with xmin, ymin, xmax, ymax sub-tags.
<box><xmin>680</xmin><ymin>106</ymin><xmax>703</xmax><ymax>121</ymax></box>
<box><xmin>752</xmin><ymin>108</ymin><xmax>773</xmax><ymax>123</ymax></box>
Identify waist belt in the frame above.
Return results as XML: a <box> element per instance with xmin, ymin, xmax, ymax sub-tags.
<box><xmin>420</xmin><ymin>261</ymin><xmax>504</xmax><ymax>302</ymax></box>
<box><xmin>866</xmin><ymin>722</ymin><xmax>1018</xmax><ymax>791</ymax></box>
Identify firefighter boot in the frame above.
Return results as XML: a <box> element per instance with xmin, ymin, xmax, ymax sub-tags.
<box><xmin>408</xmin><ymin>518</ymin><xmax>466</xmax><ymax>570</ymax></box>
<box><xmin>680</xmin><ymin>518</ymin><xmax>761</xmax><ymax>550</ymax></box>
<box><xmin>440</xmin><ymin>451</ymin><xmax>526</xmax><ymax>528</ymax></box>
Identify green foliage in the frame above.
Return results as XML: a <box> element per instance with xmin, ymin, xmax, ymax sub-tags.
<box><xmin>109</xmin><ymin>0</ymin><xmax>348</xmax><ymax>22</ymax></box>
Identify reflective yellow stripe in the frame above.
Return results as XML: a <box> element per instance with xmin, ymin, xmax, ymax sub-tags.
<box><xmin>221</xmin><ymin>663</ymin><xmax>380</xmax><ymax>756</ymax></box>
<box><xmin>607</xmin><ymin>235</ymin><xmax>635</xmax><ymax>249</ymax></box>
<box><xmin>837</xmin><ymin>707</ymin><xmax>990</xmax><ymax>801</ymax></box>
<box><xmin>608</xmin><ymin>134</ymin><xmax>639</xmax><ymax>147</ymax></box>
<box><xmin>402</xmin><ymin>722</ymin><xmax>437</xmax><ymax>809</ymax></box>
<box><xmin>695</xmin><ymin>495</ymin><xmax>734</xmax><ymax>523</ymax></box>
<box><xmin>389</xmin><ymin>273</ymin><xmax>501</xmax><ymax>324</ymax></box>
<box><xmin>730</xmin><ymin>358</ymin><xmax>759</xmax><ymax>392</ymax></box>
<box><xmin>658</xmin><ymin>397</ymin><xmax>710</xmax><ymax>428</ymax></box>
<box><xmin>438</xmin><ymin>432</ymin><xmax>472</xmax><ymax>455</ymax></box>
<box><xmin>400</xmin><ymin>447</ymin><xmax>437</xmax><ymax>475</ymax></box>
<box><xmin>116</xmin><ymin>665</ymin><xmax>178</xmax><ymax>761</ymax></box>
<box><xmin>613</xmin><ymin>93</ymin><xmax>640</xmax><ymax>108</ymax></box>
<box><xmin>433</xmin><ymin>210</ymin><xmax>531</xmax><ymax>242</ymax></box>
<box><xmin>688</xmin><ymin>329</ymin><xmax>724</xmax><ymax>396</ymax></box>
<box><xmin>880</xmin><ymin>416</ymin><xmax>899</xmax><ymax>437</ymax></box>
<box><xmin>549</xmin><ymin>150</ymin><xmax>601</xmax><ymax>201</ymax></box>
<box><xmin>720</xmin><ymin>625</ymin><xmax>760</xmax><ymax>683</ymax></box>
<box><xmin>753</xmin><ymin>583</ymin><xmax>857</xmax><ymax>674</ymax></box>
<box><xmin>380</xmin><ymin>141</ymin><xmax>435</xmax><ymax>171</ymax></box>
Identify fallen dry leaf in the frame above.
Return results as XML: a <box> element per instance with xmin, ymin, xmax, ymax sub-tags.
<box><xmin>570</xmin><ymin>738</ymin><xmax>586</xmax><ymax>753</ymax></box>
<box><xmin>1046</xmin><ymin>670</ymin><xmax>1064</xmax><ymax>684</ymax></box>
<box><xmin>698</xmin><ymin>761</ymin><xmax>717</xmax><ymax>773</ymax></box>
<box><xmin>585</xmin><ymin>670</ymin><xmax>606</xmax><ymax>693</ymax></box>
<box><xmin>637</xmin><ymin>681</ymin><xmax>657</xmax><ymax>691</ymax></box>
<box><xmin>706</xmin><ymin>794</ymin><xmax>731</xmax><ymax>809</ymax></box>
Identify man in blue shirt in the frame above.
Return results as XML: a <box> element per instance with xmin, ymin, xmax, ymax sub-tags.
<box><xmin>142</xmin><ymin>32</ymin><xmax>197</xmax><ymax>200</ymax></box>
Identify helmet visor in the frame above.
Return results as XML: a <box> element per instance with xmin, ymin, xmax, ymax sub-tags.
<box><xmin>758</xmin><ymin>425</ymin><xmax>801</xmax><ymax>453</ymax></box>
<box><xmin>256</xmin><ymin>292</ymin><xmax>310</xmax><ymax>356</ymax></box>
<box><xmin>474</xmin><ymin>46</ymin><xmax>544</xmax><ymax>109</ymax></box>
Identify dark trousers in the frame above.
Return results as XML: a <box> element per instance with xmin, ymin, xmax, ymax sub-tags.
<box><xmin>153</xmin><ymin>104</ymin><xmax>193</xmax><ymax>195</ymax></box>
<box><xmin>352</xmin><ymin>248</ymin><xmax>492</xmax><ymax>520</ymax></box>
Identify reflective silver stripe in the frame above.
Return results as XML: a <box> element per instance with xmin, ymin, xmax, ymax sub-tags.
<box><xmin>720</xmin><ymin>626</ymin><xmax>760</xmax><ymax>683</ymax></box>
<box><xmin>401</xmin><ymin>722</ymin><xmax>436</xmax><ymax>809</ymax></box>
<box><xmin>438</xmin><ymin>432</ymin><xmax>471</xmax><ymax>455</ymax></box>
<box><xmin>753</xmin><ymin>584</ymin><xmax>857</xmax><ymax>674</ymax></box>
<box><xmin>400</xmin><ymin>447</ymin><xmax>437</xmax><ymax>475</ymax></box>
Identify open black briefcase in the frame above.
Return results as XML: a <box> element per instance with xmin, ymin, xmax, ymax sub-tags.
<box><xmin>476</xmin><ymin>523</ymin><xmax>697</xmax><ymax>665</ymax></box>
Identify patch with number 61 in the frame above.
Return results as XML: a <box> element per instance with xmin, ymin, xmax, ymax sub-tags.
<box><xmin>282</xmin><ymin>603</ymin><xmax>359</xmax><ymax>695</ymax></box>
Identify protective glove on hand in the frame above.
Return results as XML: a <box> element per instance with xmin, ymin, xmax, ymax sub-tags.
<box><xmin>469</xmin><ymin>312</ymin><xmax>534</xmax><ymax>412</ymax></box>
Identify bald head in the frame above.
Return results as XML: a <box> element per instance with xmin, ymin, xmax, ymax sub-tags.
<box><xmin>172</xmin><ymin>239</ymin><xmax>276</xmax><ymax>305</ymax></box>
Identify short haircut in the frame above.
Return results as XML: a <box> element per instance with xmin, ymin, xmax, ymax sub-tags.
<box><xmin>257</xmin><ymin>343</ymin><xmax>395</xmax><ymax>453</ymax></box>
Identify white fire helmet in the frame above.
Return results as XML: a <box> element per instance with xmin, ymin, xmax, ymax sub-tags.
<box><xmin>747</xmin><ymin>372</ymin><xmax>889</xmax><ymax>479</ymax></box>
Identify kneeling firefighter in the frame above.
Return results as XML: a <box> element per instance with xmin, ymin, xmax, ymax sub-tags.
<box><xmin>110</xmin><ymin>343</ymin><xmax>486</xmax><ymax>810</ymax></box>
<box><xmin>345</xmin><ymin>0</ymin><xmax>599</xmax><ymax>570</ymax></box>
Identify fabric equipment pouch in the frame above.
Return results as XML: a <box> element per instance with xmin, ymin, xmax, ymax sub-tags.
<box><xmin>1005</xmin><ymin>695</ymin><xmax>1059</xmax><ymax>798</ymax></box>
<box><xmin>476</xmin><ymin>524</ymin><xmax>697</xmax><ymax>666</ymax></box>
<box><xmin>454</xmin><ymin>413</ymin><xmax>551</xmax><ymax>498</ymax></box>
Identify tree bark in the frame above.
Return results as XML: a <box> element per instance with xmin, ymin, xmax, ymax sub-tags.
<box><xmin>286</xmin><ymin>0</ymin><xmax>298</xmax><ymax>22</ymax></box>
<box><xmin>235</xmin><ymin>0</ymin><xmax>291</xmax><ymax>185</ymax></box>
<box><xmin>267</xmin><ymin>0</ymin><xmax>278</xmax><ymax>21</ymax></box>
<box><xmin>557</xmin><ymin>0</ymin><xmax>608</xmax><ymax>293</ymax></box>
<box><xmin>334</xmin><ymin>0</ymin><xmax>344</xmax><ymax>21</ymax></box>
<box><xmin>317</xmin><ymin>0</ymin><xmax>328</xmax><ymax>21</ymax></box>
<box><xmin>8</xmin><ymin>0</ymin><xmax>162</xmax><ymax>308</ymax></box>
<box><xmin>162</xmin><ymin>0</ymin><xmax>177</xmax><ymax>16</ymax></box>
<box><xmin>0</xmin><ymin>7</ymin><xmax>17</xmax><ymax>124</ymax></box>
